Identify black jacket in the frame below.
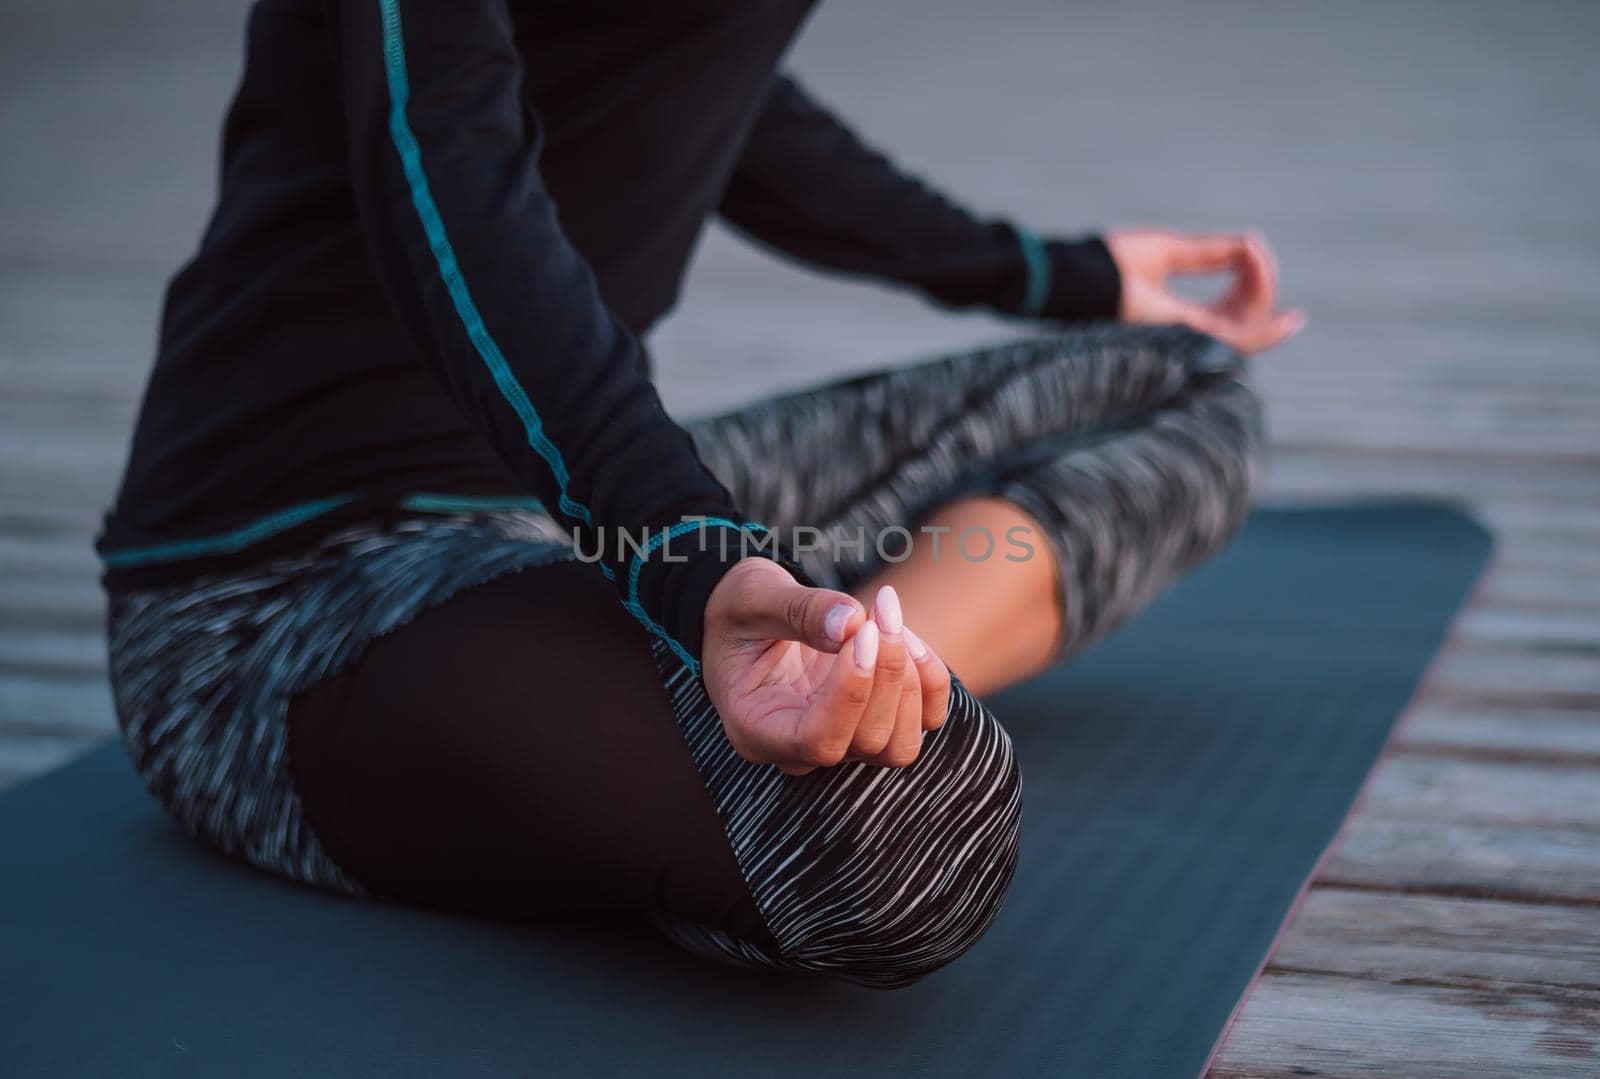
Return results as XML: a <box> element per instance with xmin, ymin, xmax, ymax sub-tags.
<box><xmin>100</xmin><ymin>0</ymin><xmax>1119</xmax><ymax>666</ymax></box>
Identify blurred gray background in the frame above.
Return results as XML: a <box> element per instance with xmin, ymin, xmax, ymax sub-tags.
<box><xmin>2</xmin><ymin>2</ymin><xmax>1598</xmax><ymax>1073</ymax></box>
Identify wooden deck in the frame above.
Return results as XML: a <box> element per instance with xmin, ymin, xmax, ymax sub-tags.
<box><xmin>2</xmin><ymin>1</ymin><xmax>1596</xmax><ymax>1074</ymax></box>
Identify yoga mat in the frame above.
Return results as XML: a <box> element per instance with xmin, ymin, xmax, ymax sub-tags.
<box><xmin>0</xmin><ymin>504</ymin><xmax>1491</xmax><ymax>1079</ymax></box>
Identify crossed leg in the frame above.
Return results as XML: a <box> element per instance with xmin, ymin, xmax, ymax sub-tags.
<box><xmin>686</xmin><ymin>323</ymin><xmax>1262</xmax><ymax>698</ymax></box>
<box><xmin>277</xmin><ymin>323</ymin><xmax>1260</xmax><ymax>990</ymax></box>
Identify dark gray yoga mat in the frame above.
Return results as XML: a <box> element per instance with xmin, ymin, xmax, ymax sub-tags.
<box><xmin>0</xmin><ymin>504</ymin><xmax>1491</xmax><ymax>1079</ymax></box>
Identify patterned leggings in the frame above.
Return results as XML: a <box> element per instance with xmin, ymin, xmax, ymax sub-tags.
<box><xmin>107</xmin><ymin>324</ymin><xmax>1260</xmax><ymax>989</ymax></box>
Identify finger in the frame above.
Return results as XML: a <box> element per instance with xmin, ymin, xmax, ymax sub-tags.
<box><xmin>1161</xmin><ymin>295</ymin><xmax>1239</xmax><ymax>346</ymax></box>
<box><xmin>726</xmin><ymin>559</ymin><xmax>866</xmax><ymax>653</ymax></box>
<box><xmin>1257</xmin><ymin>307</ymin><xmax>1308</xmax><ymax>350</ymax></box>
<box><xmin>1167</xmin><ymin>295</ymin><xmax>1306</xmax><ymax>355</ymax></box>
<box><xmin>1218</xmin><ymin>232</ymin><xmax>1278</xmax><ymax>323</ymax></box>
<box><xmin>1163</xmin><ymin>232</ymin><xmax>1249</xmax><ymax>275</ymax></box>
<box><xmin>849</xmin><ymin>587</ymin><xmax>910</xmax><ymax>759</ymax></box>
<box><xmin>904</xmin><ymin>626</ymin><xmax>953</xmax><ymax>732</ymax></box>
<box><xmin>870</xmin><ymin>656</ymin><xmax>925</xmax><ymax>768</ymax></box>
<box><xmin>791</xmin><ymin>619</ymin><xmax>878</xmax><ymax>770</ymax></box>
<box><xmin>1249</xmin><ymin>228</ymin><xmax>1281</xmax><ymax>280</ymax></box>
<box><xmin>1220</xmin><ymin>306</ymin><xmax>1307</xmax><ymax>354</ymax></box>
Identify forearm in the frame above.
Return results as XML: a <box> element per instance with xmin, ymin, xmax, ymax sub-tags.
<box><xmin>719</xmin><ymin>76</ymin><xmax>1120</xmax><ymax>322</ymax></box>
<box><xmin>331</xmin><ymin>0</ymin><xmax>760</xmax><ymax>667</ymax></box>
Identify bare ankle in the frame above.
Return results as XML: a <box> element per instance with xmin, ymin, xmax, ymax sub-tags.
<box><xmin>852</xmin><ymin>496</ymin><xmax>1063</xmax><ymax>696</ymax></box>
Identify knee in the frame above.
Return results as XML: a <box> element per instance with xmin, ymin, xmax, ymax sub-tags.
<box><xmin>1163</xmin><ymin>325</ymin><xmax>1265</xmax><ymax>498</ymax></box>
<box><xmin>772</xmin><ymin>685</ymin><xmax>1022</xmax><ymax>989</ymax></box>
<box><xmin>1200</xmin><ymin>374</ymin><xmax>1264</xmax><ymax>531</ymax></box>
<box><xmin>1155</xmin><ymin>364</ymin><xmax>1263</xmax><ymax>545</ymax></box>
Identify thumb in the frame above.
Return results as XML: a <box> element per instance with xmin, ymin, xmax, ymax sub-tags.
<box><xmin>733</xmin><ymin>563</ymin><xmax>866</xmax><ymax>653</ymax></box>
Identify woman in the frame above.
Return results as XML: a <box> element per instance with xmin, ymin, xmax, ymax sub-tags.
<box><xmin>100</xmin><ymin>0</ymin><xmax>1301</xmax><ymax>989</ymax></box>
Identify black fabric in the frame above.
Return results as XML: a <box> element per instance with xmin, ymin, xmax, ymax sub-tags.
<box><xmin>0</xmin><ymin>504</ymin><xmax>1490</xmax><ymax>1077</ymax></box>
<box><xmin>98</xmin><ymin>0</ymin><xmax>1121</xmax><ymax>664</ymax></box>
<box><xmin>285</xmin><ymin>560</ymin><xmax>771</xmax><ymax>944</ymax></box>
<box><xmin>720</xmin><ymin>77</ymin><xmax>1120</xmax><ymax>322</ymax></box>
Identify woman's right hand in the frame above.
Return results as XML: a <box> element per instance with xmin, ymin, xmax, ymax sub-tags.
<box><xmin>701</xmin><ymin>559</ymin><xmax>951</xmax><ymax>775</ymax></box>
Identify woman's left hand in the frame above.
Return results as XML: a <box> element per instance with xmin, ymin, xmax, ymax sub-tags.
<box><xmin>702</xmin><ymin>560</ymin><xmax>952</xmax><ymax>775</ymax></box>
<box><xmin>1105</xmin><ymin>228</ymin><xmax>1306</xmax><ymax>354</ymax></box>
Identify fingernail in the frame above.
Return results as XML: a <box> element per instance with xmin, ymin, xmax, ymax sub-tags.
<box><xmin>824</xmin><ymin>602</ymin><xmax>855</xmax><ymax>643</ymax></box>
<box><xmin>904</xmin><ymin>626</ymin><xmax>929</xmax><ymax>660</ymax></box>
<box><xmin>875</xmin><ymin>585</ymin><xmax>903</xmax><ymax>636</ymax></box>
<box><xmin>853</xmin><ymin>621</ymin><xmax>880</xmax><ymax>669</ymax></box>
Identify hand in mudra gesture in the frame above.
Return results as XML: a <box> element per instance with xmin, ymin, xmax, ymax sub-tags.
<box><xmin>702</xmin><ymin>558</ymin><xmax>951</xmax><ymax>775</ymax></box>
<box><xmin>1106</xmin><ymin>228</ymin><xmax>1306</xmax><ymax>354</ymax></box>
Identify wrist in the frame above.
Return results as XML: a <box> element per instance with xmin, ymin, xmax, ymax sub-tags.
<box><xmin>1010</xmin><ymin>226</ymin><xmax>1121</xmax><ymax>323</ymax></box>
<box><xmin>1042</xmin><ymin>235</ymin><xmax>1122</xmax><ymax>323</ymax></box>
<box><xmin>634</xmin><ymin>518</ymin><xmax>813</xmax><ymax>671</ymax></box>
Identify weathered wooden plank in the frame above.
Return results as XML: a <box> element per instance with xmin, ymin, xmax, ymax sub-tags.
<box><xmin>0</xmin><ymin>391</ymin><xmax>138</xmax><ymax>431</ymax></box>
<box><xmin>0</xmin><ymin>536</ymin><xmax>104</xmax><ymax>575</ymax></box>
<box><xmin>1260</xmin><ymin>370</ymin><xmax>1600</xmax><ymax>406</ymax></box>
<box><xmin>1496</xmin><ymin>545</ymin><xmax>1600</xmax><ymax>580</ymax></box>
<box><xmin>1208</xmin><ymin>971</ymin><xmax>1600</xmax><ymax>1078</ymax></box>
<box><xmin>1268</xmin><ymin>888</ymin><xmax>1600</xmax><ymax>998</ymax></box>
<box><xmin>1262</xmin><ymin>411</ymin><xmax>1600</xmax><ymax>458</ymax></box>
<box><xmin>1459</xmin><ymin>501</ymin><xmax>1600</xmax><ymax>536</ymax></box>
<box><xmin>0</xmin><ymin>676</ymin><xmax>116</xmax><ymax>736</ymax></box>
<box><xmin>1454</xmin><ymin>609</ymin><xmax>1600</xmax><ymax>653</ymax></box>
<box><xmin>0</xmin><ymin>576</ymin><xmax>105</xmax><ymax>632</ymax></box>
<box><xmin>1255</xmin><ymin>365</ymin><xmax>1600</xmax><ymax>397</ymax></box>
<box><xmin>1395</xmin><ymin>704</ymin><xmax>1600</xmax><ymax>763</ymax></box>
<box><xmin>0</xmin><ymin>628</ymin><xmax>106</xmax><ymax>678</ymax></box>
<box><xmin>0</xmin><ymin>435</ymin><xmax>131</xmax><ymax>479</ymax></box>
<box><xmin>1426</xmin><ymin>647</ymin><xmax>1600</xmax><ymax>709</ymax></box>
<box><xmin>1323</xmin><ymin>817</ymin><xmax>1600</xmax><ymax>904</ymax></box>
<box><xmin>1479</xmin><ymin>566</ymin><xmax>1600</xmax><ymax>615</ymax></box>
<box><xmin>1358</xmin><ymin>755</ymin><xmax>1600</xmax><ymax>832</ymax></box>
<box><xmin>1264</xmin><ymin>451</ymin><xmax>1600</xmax><ymax>505</ymax></box>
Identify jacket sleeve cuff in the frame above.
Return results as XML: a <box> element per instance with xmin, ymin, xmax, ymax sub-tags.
<box><xmin>1013</xmin><ymin>226</ymin><xmax>1123</xmax><ymax>324</ymax></box>
<box><xmin>631</xmin><ymin>519</ymin><xmax>817</xmax><ymax>673</ymax></box>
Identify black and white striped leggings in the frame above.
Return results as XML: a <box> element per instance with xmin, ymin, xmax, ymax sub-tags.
<box><xmin>107</xmin><ymin>324</ymin><xmax>1260</xmax><ymax>989</ymax></box>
